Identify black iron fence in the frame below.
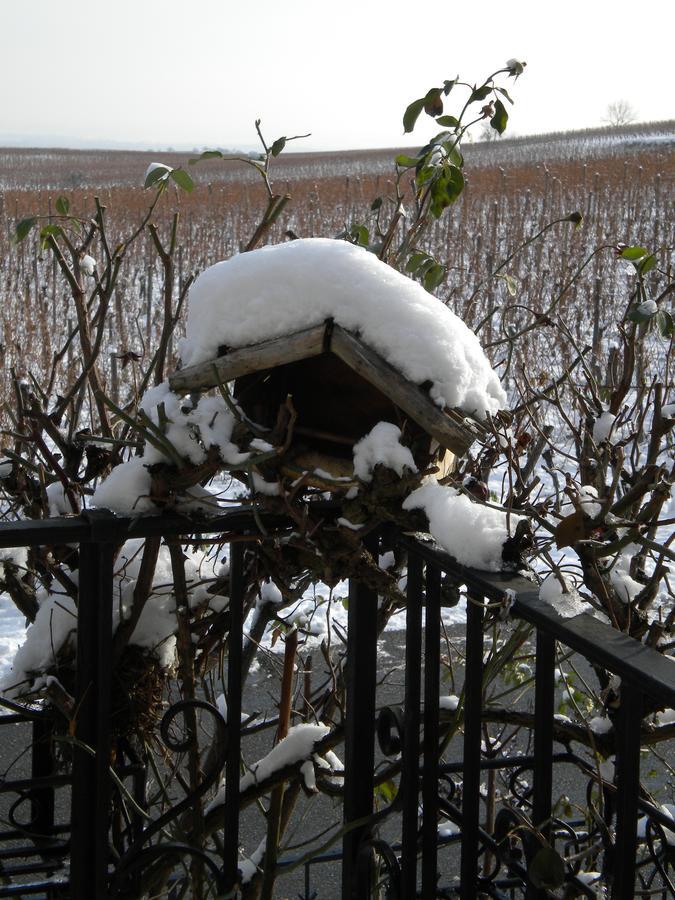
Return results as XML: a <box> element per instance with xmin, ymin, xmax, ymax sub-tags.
<box><xmin>0</xmin><ymin>508</ymin><xmax>674</xmax><ymax>898</ymax></box>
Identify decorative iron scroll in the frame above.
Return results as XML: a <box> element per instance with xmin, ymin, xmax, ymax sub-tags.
<box><xmin>109</xmin><ymin>698</ymin><xmax>228</xmax><ymax>897</ymax></box>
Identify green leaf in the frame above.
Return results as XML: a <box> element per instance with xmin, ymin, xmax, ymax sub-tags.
<box><xmin>655</xmin><ymin>310</ymin><xmax>674</xmax><ymax>338</ymax></box>
<box><xmin>637</xmin><ymin>253</ymin><xmax>656</xmax><ymax>275</ymax></box>
<box><xmin>443</xmin><ymin>79</ymin><xmax>455</xmax><ymax>96</ymax></box>
<box><xmin>436</xmin><ymin>115</ymin><xmax>459</xmax><ymax>128</ymax></box>
<box><xmin>144</xmin><ymin>164</ymin><xmax>172</xmax><ymax>189</ymax></box>
<box><xmin>375</xmin><ymin>779</ymin><xmax>397</xmax><ymax>804</ymax></box>
<box><xmin>13</xmin><ymin>217</ymin><xmax>37</xmax><ymax>243</ymax></box>
<box><xmin>495</xmin><ymin>86</ymin><xmax>514</xmax><ymax>104</ymax></box>
<box><xmin>55</xmin><ymin>196</ymin><xmax>69</xmax><ymax>215</ymax></box>
<box><xmin>627</xmin><ymin>302</ymin><xmax>657</xmax><ymax>324</ymax></box>
<box><xmin>39</xmin><ymin>224</ymin><xmax>63</xmax><ymax>248</ymax></box>
<box><xmin>497</xmin><ymin>273</ymin><xmax>518</xmax><ymax>296</ymax></box>
<box><xmin>430</xmin><ymin>183</ymin><xmax>450</xmax><ymax>218</ymax></box>
<box><xmin>528</xmin><ymin>847</ymin><xmax>565</xmax><ymax>890</ymax></box>
<box><xmin>370</xmin><ymin>197</ymin><xmax>382</xmax><ymax>212</ymax></box>
<box><xmin>445</xmin><ymin>164</ymin><xmax>465</xmax><ymax>202</ymax></box>
<box><xmin>469</xmin><ymin>84</ymin><xmax>492</xmax><ymax>103</ymax></box>
<box><xmin>415</xmin><ymin>165</ymin><xmax>437</xmax><ymax>187</ymax></box>
<box><xmin>423</xmin><ymin>263</ymin><xmax>445</xmax><ymax>292</ymax></box>
<box><xmin>395</xmin><ymin>154</ymin><xmax>420</xmax><ymax>168</ymax></box>
<box><xmin>403</xmin><ymin>97</ymin><xmax>425</xmax><ymax>134</ymax></box>
<box><xmin>170</xmin><ymin>168</ymin><xmax>195</xmax><ymax>192</ymax></box>
<box><xmin>270</xmin><ymin>136</ymin><xmax>287</xmax><ymax>157</ymax></box>
<box><xmin>406</xmin><ymin>252</ymin><xmax>430</xmax><ymax>273</ymax></box>
<box><xmin>350</xmin><ymin>224</ymin><xmax>369</xmax><ymax>246</ymax></box>
<box><xmin>620</xmin><ymin>246</ymin><xmax>649</xmax><ymax>261</ymax></box>
<box><xmin>423</xmin><ymin>87</ymin><xmax>444</xmax><ymax>117</ymax></box>
<box><xmin>441</xmin><ymin>141</ymin><xmax>463</xmax><ymax>167</ymax></box>
<box><xmin>189</xmin><ymin>149</ymin><xmax>224</xmax><ymax>165</ymax></box>
<box><xmin>490</xmin><ymin>98</ymin><xmax>508</xmax><ymax>134</ymax></box>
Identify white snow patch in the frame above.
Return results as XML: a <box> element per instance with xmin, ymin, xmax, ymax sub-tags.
<box><xmin>579</xmin><ymin>485</ymin><xmax>602</xmax><ymax>519</ymax></box>
<box><xmin>379</xmin><ymin>551</ymin><xmax>395</xmax><ymax>571</ymax></box>
<box><xmin>79</xmin><ymin>255</ymin><xmax>96</xmax><ymax>276</ymax></box>
<box><xmin>258</xmin><ymin>581</ymin><xmax>283</xmax><ymax>608</ymax></box>
<box><xmin>0</xmin><ymin>546</ymin><xmax>28</xmax><ymax>570</ymax></box>
<box><xmin>249</xmin><ymin>471</ymin><xmax>280</xmax><ymax>496</ymax></box>
<box><xmin>539</xmin><ymin>574</ymin><xmax>586</xmax><ymax>618</ymax></box>
<box><xmin>655</xmin><ymin>708</ymin><xmax>675</xmax><ymax>726</ymax></box>
<box><xmin>353</xmin><ymin>422</ymin><xmax>417</xmax><ymax>482</ymax></box>
<box><xmin>336</xmin><ymin>517</ymin><xmax>362</xmax><ymax>531</ymax></box>
<box><xmin>588</xmin><ymin>716</ymin><xmax>613</xmax><ymax>735</ymax></box>
<box><xmin>207</xmin><ymin>722</ymin><xmax>330</xmax><ymax>812</ymax></box>
<box><xmin>402</xmin><ymin>481</ymin><xmax>521</xmax><ymax>571</ymax></box>
<box><xmin>610</xmin><ymin>552</ymin><xmax>643</xmax><ymax>604</ymax></box>
<box><xmin>637</xmin><ymin>804</ymin><xmax>675</xmax><ymax>846</ymax></box>
<box><xmin>300</xmin><ymin>759</ymin><xmax>317</xmax><ymax>791</ymax></box>
<box><xmin>2</xmin><ymin>541</ymin><xmax>218</xmax><ymax>694</ymax></box>
<box><xmin>144</xmin><ymin>161</ymin><xmax>172</xmax><ymax>182</ymax></box>
<box><xmin>239</xmin><ymin>840</ymin><xmax>265</xmax><ymax>884</ymax></box>
<box><xmin>438</xmin><ymin>820</ymin><xmax>461</xmax><ymax>838</ymax></box>
<box><xmin>93</xmin><ymin>385</ymin><xmax>248</xmax><ymax>515</ymax></box>
<box><xmin>440</xmin><ymin>694</ymin><xmax>460</xmax><ymax>711</ymax></box>
<box><xmin>179</xmin><ymin>239</ymin><xmax>506</xmax><ymax>419</ymax></box>
<box><xmin>0</xmin><ymin>596</ymin><xmax>30</xmax><ymax>682</ymax></box>
<box><xmin>92</xmin><ymin>456</ymin><xmax>156</xmax><ymax>515</ymax></box>
<box><xmin>593</xmin><ymin>411</ymin><xmax>616</xmax><ymax>444</ymax></box>
<box><xmin>46</xmin><ymin>482</ymin><xmax>75</xmax><ymax>517</ymax></box>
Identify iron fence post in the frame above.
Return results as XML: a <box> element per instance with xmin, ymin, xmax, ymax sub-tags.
<box><xmin>70</xmin><ymin>523</ymin><xmax>115</xmax><ymax>898</ymax></box>
<box><xmin>400</xmin><ymin>550</ymin><xmax>423</xmax><ymax>896</ymax></box>
<box><xmin>460</xmin><ymin>591</ymin><xmax>485</xmax><ymax>899</ymax></box>
<box><xmin>528</xmin><ymin>629</ymin><xmax>555</xmax><ymax>899</ymax></box>
<box><xmin>342</xmin><ymin>532</ymin><xmax>379</xmax><ymax>900</ymax></box>
<box><xmin>422</xmin><ymin>563</ymin><xmax>441</xmax><ymax>897</ymax></box>
<box><xmin>612</xmin><ymin>682</ymin><xmax>642</xmax><ymax>900</ymax></box>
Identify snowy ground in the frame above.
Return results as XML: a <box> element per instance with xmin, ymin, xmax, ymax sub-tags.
<box><xmin>0</xmin><ymin>540</ymin><xmax>468</xmax><ymax>686</ymax></box>
<box><xmin>0</xmin><ymin>598</ymin><xmax>25</xmax><ymax>682</ymax></box>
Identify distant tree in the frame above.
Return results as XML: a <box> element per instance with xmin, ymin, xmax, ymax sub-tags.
<box><xmin>604</xmin><ymin>99</ymin><xmax>637</xmax><ymax>127</ymax></box>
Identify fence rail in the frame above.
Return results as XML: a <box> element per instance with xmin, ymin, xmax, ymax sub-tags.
<box><xmin>0</xmin><ymin>507</ymin><xmax>674</xmax><ymax>898</ymax></box>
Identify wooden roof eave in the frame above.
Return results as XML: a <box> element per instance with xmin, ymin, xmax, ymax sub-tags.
<box><xmin>168</xmin><ymin>321</ymin><xmax>485</xmax><ymax>456</ymax></box>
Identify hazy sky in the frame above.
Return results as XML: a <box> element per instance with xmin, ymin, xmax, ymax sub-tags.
<box><xmin>1</xmin><ymin>0</ymin><xmax>672</xmax><ymax>151</ymax></box>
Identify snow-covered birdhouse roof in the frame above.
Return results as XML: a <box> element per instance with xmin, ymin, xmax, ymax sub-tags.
<box><xmin>170</xmin><ymin>239</ymin><xmax>505</xmax><ymax>458</ymax></box>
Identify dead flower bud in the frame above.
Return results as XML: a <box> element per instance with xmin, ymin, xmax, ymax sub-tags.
<box><xmin>463</xmin><ymin>476</ymin><xmax>489</xmax><ymax>502</ymax></box>
<box><xmin>505</xmin><ymin>59</ymin><xmax>526</xmax><ymax>78</ymax></box>
<box><xmin>114</xmin><ymin>349</ymin><xmax>143</xmax><ymax>368</ymax></box>
<box><xmin>481</xmin><ymin>103</ymin><xmax>495</xmax><ymax>119</ymax></box>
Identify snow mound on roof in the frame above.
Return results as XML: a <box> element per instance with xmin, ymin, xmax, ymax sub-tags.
<box><xmin>179</xmin><ymin>239</ymin><xmax>506</xmax><ymax>419</ymax></box>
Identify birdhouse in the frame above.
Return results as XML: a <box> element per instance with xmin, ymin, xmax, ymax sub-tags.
<box><xmin>168</xmin><ymin>239</ymin><xmax>504</xmax><ymax>484</ymax></box>
<box><xmin>169</xmin><ymin>320</ymin><xmax>488</xmax><ymax>483</ymax></box>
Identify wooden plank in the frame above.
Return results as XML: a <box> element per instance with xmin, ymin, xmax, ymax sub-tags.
<box><xmin>168</xmin><ymin>323</ymin><xmax>328</xmax><ymax>393</ymax></box>
<box><xmin>330</xmin><ymin>325</ymin><xmax>479</xmax><ymax>455</ymax></box>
